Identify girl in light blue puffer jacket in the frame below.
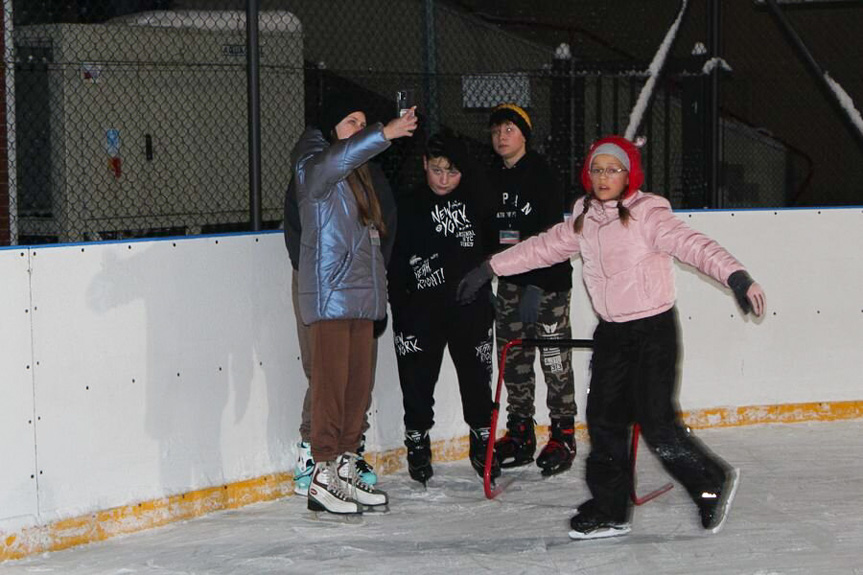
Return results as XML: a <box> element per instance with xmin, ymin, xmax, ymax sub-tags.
<box><xmin>290</xmin><ymin>95</ymin><xmax>417</xmax><ymax>517</ymax></box>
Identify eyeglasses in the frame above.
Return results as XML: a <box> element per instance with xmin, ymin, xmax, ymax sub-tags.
<box><xmin>589</xmin><ymin>167</ymin><xmax>628</xmax><ymax>177</ymax></box>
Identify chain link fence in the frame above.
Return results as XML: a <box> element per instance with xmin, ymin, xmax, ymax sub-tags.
<box><xmin>2</xmin><ymin>0</ymin><xmax>859</xmax><ymax>245</ymax></box>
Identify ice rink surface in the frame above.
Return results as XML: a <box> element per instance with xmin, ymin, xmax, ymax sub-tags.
<box><xmin>2</xmin><ymin>420</ymin><xmax>861</xmax><ymax>575</ymax></box>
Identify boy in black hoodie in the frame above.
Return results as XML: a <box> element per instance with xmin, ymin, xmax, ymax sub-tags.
<box><xmin>388</xmin><ymin>132</ymin><xmax>500</xmax><ymax>486</ymax></box>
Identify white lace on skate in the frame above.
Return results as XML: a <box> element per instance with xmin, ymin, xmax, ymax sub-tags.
<box><xmin>317</xmin><ymin>462</ymin><xmax>354</xmax><ymax>502</ymax></box>
<box><xmin>339</xmin><ymin>453</ymin><xmax>374</xmax><ymax>492</ymax></box>
<box><xmin>338</xmin><ymin>453</ymin><xmax>388</xmax><ymax>508</ymax></box>
<box><xmin>354</xmin><ymin>455</ymin><xmax>377</xmax><ymax>484</ymax></box>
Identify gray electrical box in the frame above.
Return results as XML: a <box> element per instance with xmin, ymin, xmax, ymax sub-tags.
<box><xmin>14</xmin><ymin>11</ymin><xmax>303</xmax><ymax>243</ymax></box>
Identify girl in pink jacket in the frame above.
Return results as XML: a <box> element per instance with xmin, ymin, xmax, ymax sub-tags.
<box><xmin>458</xmin><ymin>136</ymin><xmax>766</xmax><ymax>540</ymax></box>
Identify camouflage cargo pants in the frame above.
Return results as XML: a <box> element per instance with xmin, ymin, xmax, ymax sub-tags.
<box><xmin>495</xmin><ymin>279</ymin><xmax>577</xmax><ymax>419</ymax></box>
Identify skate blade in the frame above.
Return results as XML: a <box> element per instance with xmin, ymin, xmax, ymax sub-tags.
<box><xmin>710</xmin><ymin>468</ymin><xmax>741</xmax><ymax>534</ymax></box>
<box><xmin>409</xmin><ymin>474</ymin><xmax>433</xmax><ymax>490</ymax></box>
<box><xmin>360</xmin><ymin>503</ymin><xmax>390</xmax><ymax>514</ymax></box>
<box><xmin>540</xmin><ymin>461</ymin><xmax>574</xmax><ymax>477</ymax></box>
<box><xmin>568</xmin><ymin>524</ymin><xmax>631</xmax><ymax>541</ymax></box>
<box><xmin>499</xmin><ymin>458</ymin><xmax>534</xmax><ymax>469</ymax></box>
<box><xmin>306</xmin><ymin>511</ymin><xmax>363</xmax><ymax>525</ymax></box>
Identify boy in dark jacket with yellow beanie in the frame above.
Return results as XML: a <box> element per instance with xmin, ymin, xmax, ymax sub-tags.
<box><xmin>486</xmin><ymin>103</ymin><xmax>578</xmax><ymax>477</ymax></box>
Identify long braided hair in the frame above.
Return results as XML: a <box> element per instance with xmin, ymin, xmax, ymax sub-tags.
<box><xmin>572</xmin><ymin>194</ymin><xmax>632</xmax><ymax>234</ymax></box>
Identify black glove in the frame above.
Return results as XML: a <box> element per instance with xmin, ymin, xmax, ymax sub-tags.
<box><xmin>373</xmin><ymin>314</ymin><xmax>388</xmax><ymax>338</ymax></box>
<box><xmin>727</xmin><ymin>270</ymin><xmax>754</xmax><ymax>315</ymax></box>
<box><xmin>519</xmin><ymin>285</ymin><xmax>543</xmax><ymax>324</ymax></box>
<box><xmin>456</xmin><ymin>260</ymin><xmax>494</xmax><ymax>305</ymax></box>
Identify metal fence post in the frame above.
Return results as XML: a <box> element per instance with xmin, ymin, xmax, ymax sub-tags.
<box><xmin>707</xmin><ymin>0</ymin><xmax>722</xmax><ymax>208</ymax></box>
<box><xmin>247</xmin><ymin>0</ymin><xmax>262</xmax><ymax>232</ymax></box>
<box><xmin>423</xmin><ymin>0</ymin><xmax>439</xmax><ymax>134</ymax></box>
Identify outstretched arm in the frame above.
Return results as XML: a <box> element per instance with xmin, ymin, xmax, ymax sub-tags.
<box><xmin>299</xmin><ymin>126</ymin><xmax>390</xmax><ymax>192</ymax></box>
<box><xmin>456</xmin><ymin>215</ymin><xmax>581</xmax><ymax>305</ymax></box>
<box><xmin>489</xmin><ymin>219</ymin><xmax>580</xmax><ymax>278</ymax></box>
<box><xmin>295</xmin><ymin>110</ymin><xmax>417</xmax><ymax>197</ymax></box>
<box><xmin>641</xmin><ymin>197</ymin><xmax>766</xmax><ymax>316</ymax></box>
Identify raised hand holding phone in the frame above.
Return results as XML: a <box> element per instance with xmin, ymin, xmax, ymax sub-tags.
<box><xmin>383</xmin><ymin>106</ymin><xmax>418</xmax><ymax>140</ymax></box>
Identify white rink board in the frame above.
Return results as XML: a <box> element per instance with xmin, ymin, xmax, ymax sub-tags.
<box><xmin>671</xmin><ymin>208</ymin><xmax>863</xmax><ymax>409</ymax></box>
<box><xmin>0</xmin><ymin>248</ymin><xmax>39</xmax><ymax>532</ymax></box>
<box><xmin>0</xmin><ymin>207</ymin><xmax>861</xmax><ymax>530</ymax></box>
<box><xmin>24</xmin><ymin>235</ymin><xmax>299</xmax><ymax>522</ymax></box>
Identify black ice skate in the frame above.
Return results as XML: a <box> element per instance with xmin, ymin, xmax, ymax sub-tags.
<box><xmin>469</xmin><ymin>427</ymin><xmax>501</xmax><ymax>480</ymax></box>
<box><xmin>568</xmin><ymin>499</ymin><xmax>631</xmax><ymax>541</ymax></box>
<box><xmin>536</xmin><ymin>417</ymin><xmax>576</xmax><ymax>477</ymax></box>
<box><xmin>494</xmin><ymin>415</ymin><xmax>536</xmax><ymax>468</ymax></box>
<box><xmin>698</xmin><ymin>468</ymin><xmax>741</xmax><ymax>533</ymax></box>
<box><xmin>404</xmin><ymin>429</ymin><xmax>434</xmax><ymax>486</ymax></box>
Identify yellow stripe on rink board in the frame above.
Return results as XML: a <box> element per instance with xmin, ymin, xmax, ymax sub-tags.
<box><xmin>1</xmin><ymin>473</ymin><xmax>294</xmax><ymax>562</ymax></box>
<box><xmin>680</xmin><ymin>400</ymin><xmax>863</xmax><ymax>429</ymax></box>
<box><xmin>2</xmin><ymin>399</ymin><xmax>861</xmax><ymax>562</ymax></box>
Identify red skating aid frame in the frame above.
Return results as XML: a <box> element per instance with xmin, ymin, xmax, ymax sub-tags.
<box><xmin>630</xmin><ymin>423</ymin><xmax>674</xmax><ymax>505</ymax></box>
<box><xmin>484</xmin><ymin>337</ymin><xmax>592</xmax><ymax>499</ymax></box>
<box><xmin>484</xmin><ymin>338</ymin><xmax>673</xmax><ymax>504</ymax></box>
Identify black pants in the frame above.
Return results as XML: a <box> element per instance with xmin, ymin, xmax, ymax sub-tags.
<box><xmin>586</xmin><ymin>307</ymin><xmax>729</xmax><ymax>521</ymax></box>
<box><xmin>392</xmin><ymin>291</ymin><xmax>494</xmax><ymax>431</ymax></box>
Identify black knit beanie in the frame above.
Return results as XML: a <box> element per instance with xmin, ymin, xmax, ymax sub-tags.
<box><xmin>317</xmin><ymin>91</ymin><xmax>368</xmax><ymax>139</ymax></box>
<box><xmin>488</xmin><ymin>103</ymin><xmax>533</xmax><ymax>142</ymax></box>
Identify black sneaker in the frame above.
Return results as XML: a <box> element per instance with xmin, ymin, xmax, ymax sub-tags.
<box><xmin>494</xmin><ymin>416</ymin><xmax>536</xmax><ymax>468</ymax></box>
<box><xmin>404</xmin><ymin>429</ymin><xmax>433</xmax><ymax>484</ymax></box>
<box><xmin>469</xmin><ymin>427</ymin><xmax>501</xmax><ymax>480</ymax></box>
<box><xmin>537</xmin><ymin>417</ymin><xmax>576</xmax><ymax>476</ymax></box>
<box><xmin>568</xmin><ymin>500</ymin><xmax>631</xmax><ymax>540</ymax></box>
<box><xmin>699</xmin><ymin>468</ymin><xmax>741</xmax><ymax>533</ymax></box>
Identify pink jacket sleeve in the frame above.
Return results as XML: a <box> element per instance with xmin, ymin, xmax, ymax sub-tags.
<box><xmin>490</xmin><ymin>219</ymin><xmax>580</xmax><ymax>278</ymax></box>
<box><xmin>641</xmin><ymin>198</ymin><xmax>744</xmax><ymax>286</ymax></box>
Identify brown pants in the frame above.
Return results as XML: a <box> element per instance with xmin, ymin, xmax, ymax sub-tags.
<box><xmin>310</xmin><ymin>318</ymin><xmax>374</xmax><ymax>462</ymax></box>
<box><xmin>292</xmin><ymin>271</ymin><xmax>375</xmax><ymax>442</ymax></box>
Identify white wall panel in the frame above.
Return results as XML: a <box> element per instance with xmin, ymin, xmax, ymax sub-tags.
<box><xmin>0</xmin><ymin>248</ymin><xmax>39</xmax><ymax>532</ymax></box>
<box><xmin>673</xmin><ymin>209</ymin><xmax>863</xmax><ymax>410</ymax></box>
<box><xmin>1</xmin><ymin>207</ymin><xmax>861</xmax><ymax>530</ymax></box>
<box><xmin>27</xmin><ymin>235</ymin><xmax>300</xmax><ymax>521</ymax></box>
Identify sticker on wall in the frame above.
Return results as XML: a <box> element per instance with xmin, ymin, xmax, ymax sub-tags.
<box><xmin>81</xmin><ymin>62</ymin><xmax>103</xmax><ymax>83</ymax></box>
<box><xmin>106</xmin><ymin>129</ymin><xmax>122</xmax><ymax>180</ymax></box>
